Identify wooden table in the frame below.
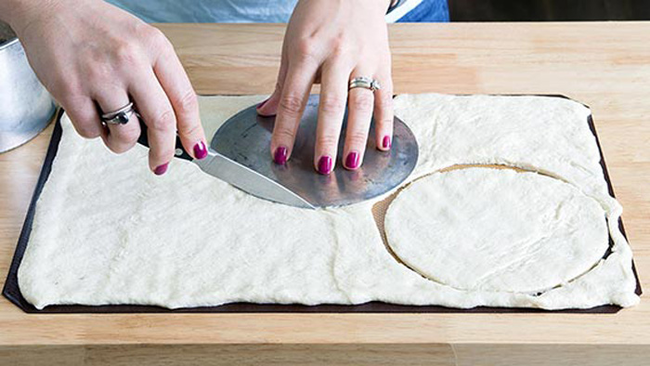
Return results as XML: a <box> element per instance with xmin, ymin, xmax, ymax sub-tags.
<box><xmin>1</xmin><ymin>23</ymin><xmax>649</xmax><ymax>365</ymax></box>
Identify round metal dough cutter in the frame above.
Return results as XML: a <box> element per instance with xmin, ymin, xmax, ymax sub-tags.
<box><xmin>212</xmin><ymin>94</ymin><xmax>419</xmax><ymax>208</ymax></box>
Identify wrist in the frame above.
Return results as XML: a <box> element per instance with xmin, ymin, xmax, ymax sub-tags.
<box><xmin>364</xmin><ymin>0</ymin><xmax>395</xmax><ymax>16</ymax></box>
<box><xmin>1</xmin><ymin>0</ymin><xmax>66</xmax><ymax>35</ymax></box>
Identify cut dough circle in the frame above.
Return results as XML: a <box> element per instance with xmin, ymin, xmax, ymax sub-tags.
<box><xmin>384</xmin><ymin>167</ymin><xmax>609</xmax><ymax>293</ymax></box>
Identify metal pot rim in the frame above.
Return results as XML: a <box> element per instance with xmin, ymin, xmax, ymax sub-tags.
<box><xmin>0</xmin><ymin>37</ymin><xmax>19</xmax><ymax>51</ymax></box>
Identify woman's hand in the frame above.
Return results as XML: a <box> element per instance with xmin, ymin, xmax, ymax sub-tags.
<box><xmin>5</xmin><ymin>0</ymin><xmax>206</xmax><ymax>175</ymax></box>
<box><xmin>256</xmin><ymin>0</ymin><xmax>394</xmax><ymax>174</ymax></box>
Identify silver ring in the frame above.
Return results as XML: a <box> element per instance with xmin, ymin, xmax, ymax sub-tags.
<box><xmin>101</xmin><ymin>102</ymin><xmax>136</xmax><ymax>125</ymax></box>
<box><xmin>349</xmin><ymin>77</ymin><xmax>381</xmax><ymax>92</ymax></box>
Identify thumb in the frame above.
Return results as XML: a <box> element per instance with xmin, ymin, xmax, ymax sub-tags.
<box><xmin>257</xmin><ymin>53</ymin><xmax>288</xmax><ymax>117</ymax></box>
<box><xmin>256</xmin><ymin>87</ymin><xmax>282</xmax><ymax>117</ymax></box>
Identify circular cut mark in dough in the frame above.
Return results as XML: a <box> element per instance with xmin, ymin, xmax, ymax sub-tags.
<box><xmin>384</xmin><ymin>167</ymin><xmax>609</xmax><ymax>293</ymax></box>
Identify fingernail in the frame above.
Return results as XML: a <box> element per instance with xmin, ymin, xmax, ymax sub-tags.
<box><xmin>345</xmin><ymin>151</ymin><xmax>360</xmax><ymax>170</ymax></box>
<box><xmin>382</xmin><ymin>135</ymin><xmax>392</xmax><ymax>149</ymax></box>
<box><xmin>154</xmin><ymin>162</ymin><xmax>169</xmax><ymax>176</ymax></box>
<box><xmin>317</xmin><ymin>155</ymin><xmax>333</xmax><ymax>175</ymax></box>
<box><xmin>193</xmin><ymin>140</ymin><xmax>208</xmax><ymax>160</ymax></box>
<box><xmin>274</xmin><ymin>146</ymin><xmax>288</xmax><ymax>165</ymax></box>
<box><xmin>256</xmin><ymin>98</ymin><xmax>270</xmax><ymax>110</ymax></box>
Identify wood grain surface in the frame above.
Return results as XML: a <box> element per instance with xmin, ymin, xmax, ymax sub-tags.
<box><xmin>1</xmin><ymin>22</ymin><xmax>649</xmax><ymax>364</ymax></box>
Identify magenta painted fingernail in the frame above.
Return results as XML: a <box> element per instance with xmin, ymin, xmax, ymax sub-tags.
<box><xmin>274</xmin><ymin>146</ymin><xmax>288</xmax><ymax>165</ymax></box>
<box><xmin>345</xmin><ymin>151</ymin><xmax>360</xmax><ymax>169</ymax></box>
<box><xmin>154</xmin><ymin>162</ymin><xmax>169</xmax><ymax>176</ymax></box>
<box><xmin>256</xmin><ymin>98</ymin><xmax>270</xmax><ymax>110</ymax></box>
<box><xmin>317</xmin><ymin>155</ymin><xmax>333</xmax><ymax>175</ymax></box>
<box><xmin>382</xmin><ymin>135</ymin><xmax>392</xmax><ymax>149</ymax></box>
<box><xmin>193</xmin><ymin>140</ymin><xmax>208</xmax><ymax>160</ymax></box>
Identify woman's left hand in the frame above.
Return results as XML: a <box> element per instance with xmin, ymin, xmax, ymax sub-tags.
<box><xmin>256</xmin><ymin>0</ymin><xmax>394</xmax><ymax>174</ymax></box>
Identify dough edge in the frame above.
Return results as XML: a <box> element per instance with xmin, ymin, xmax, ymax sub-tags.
<box><xmin>17</xmin><ymin>94</ymin><xmax>640</xmax><ymax>310</ymax></box>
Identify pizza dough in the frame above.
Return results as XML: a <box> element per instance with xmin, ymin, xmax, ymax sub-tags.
<box><xmin>385</xmin><ymin>168</ymin><xmax>609</xmax><ymax>293</ymax></box>
<box><xmin>16</xmin><ymin>94</ymin><xmax>640</xmax><ymax>310</ymax></box>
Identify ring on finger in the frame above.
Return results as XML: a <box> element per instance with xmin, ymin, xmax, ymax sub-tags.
<box><xmin>348</xmin><ymin>77</ymin><xmax>381</xmax><ymax>92</ymax></box>
<box><xmin>100</xmin><ymin>102</ymin><xmax>137</xmax><ymax>125</ymax></box>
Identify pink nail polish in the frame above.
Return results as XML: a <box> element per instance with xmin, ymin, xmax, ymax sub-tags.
<box><xmin>317</xmin><ymin>155</ymin><xmax>333</xmax><ymax>175</ymax></box>
<box><xmin>193</xmin><ymin>141</ymin><xmax>208</xmax><ymax>160</ymax></box>
<box><xmin>345</xmin><ymin>151</ymin><xmax>360</xmax><ymax>169</ymax></box>
<box><xmin>274</xmin><ymin>146</ymin><xmax>288</xmax><ymax>165</ymax></box>
<box><xmin>382</xmin><ymin>135</ymin><xmax>392</xmax><ymax>149</ymax></box>
<box><xmin>154</xmin><ymin>162</ymin><xmax>169</xmax><ymax>176</ymax></box>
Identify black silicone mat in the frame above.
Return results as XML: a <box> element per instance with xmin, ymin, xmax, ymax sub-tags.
<box><xmin>2</xmin><ymin>97</ymin><xmax>642</xmax><ymax>314</ymax></box>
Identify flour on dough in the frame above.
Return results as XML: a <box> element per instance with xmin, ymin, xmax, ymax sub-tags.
<box><xmin>17</xmin><ymin>94</ymin><xmax>639</xmax><ymax>310</ymax></box>
<box><xmin>385</xmin><ymin>168</ymin><xmax>609</xmax><ymax>293</ymax></box>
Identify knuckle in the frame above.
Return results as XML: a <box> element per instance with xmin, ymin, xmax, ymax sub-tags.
<box><xmin>113</xmin><ymin>41</ymin><xmax>140</xmax><ymax>66</ymax></box>
<box><xmin>86</xmin><ymin>62</ymin><xmax>114</xmax><ymax>84</ymax></box>
<box><xmin>114</xmin><ymin>124</ymin><xmax>140</xmax><ymax>144</ymax></box>
<box><xmin>330</xmin><ymin>41</ymin><xmax>349</xmax><ymax>59</ymax></box>
<box><xmin>273</xmin><ymin>125</ymin><xmax>296</xmax><ymax>142</ymax></box>
<box><xmin>294</xmin><ymin>40</ymin><xmax>318</xmax><ymax>63</ymax></box>
<box><xmin>149</xmin><ymin>108</ymin><xmax>176</xmax><ymax>132</ymax></box>
<box><xmin>350</xmin><ymin>92</ymin><xmax>374</xmax><ymax>113</ymax></box>
<box><xmin>181</xmin><ymin>121</ymin><xmax>202</xmax><ymax>140</ymax></box>
<box><xmin>317</xmin><ymin>132</ymin><xmax>340</xmax><ymax>149</ymax></box>
<box><xmin>146</xmin><ymin>27</ymin><xmax>171</xmax><ymax>49</ymax></box>
<box><xmin>140</xmin><ymin>25</ymin><xmax>162</xmax><ymax>40</ymax></box>
<box><xmin>346</xmin><ymin>130</ymin><xmax>368</xmax><ymax>147</ymax></box>
<box><xmin>134</xmin><ymin>23</ymin><xmax>174</xmax><ymax>57</ymax></box>
<box><xmin>106</xmin><ymin>127</ymin><xmax>139</xmax><ymax>154</ymax></box>
<box><xmin>319</xmin><ymin>95</ymin><xmax>346</xmax><ymax>115</ymax></box>
<box><xmin>175</xmin><ymin>90</ymin><xmax>199</xmax><ymax>115</ymax></box>
<box><xmin>55</xmin><ymin>79</ymin><xmax>84</xmax><ymax>99</ymax></box>
<box><xmin>279</xmin><ymin>94</ymin><xmax>304</xmax><ymax>116</ymax></box>
<box><xmin>73</xmin><ymin>122</ymin><xmax>101</xmax><ymax>139</ymax></box>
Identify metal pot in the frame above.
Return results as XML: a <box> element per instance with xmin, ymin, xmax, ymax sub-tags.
<box><xmin>0</xmin><ymin>21</ymin><xmax>57</xmax><ymax>153</ymax></box>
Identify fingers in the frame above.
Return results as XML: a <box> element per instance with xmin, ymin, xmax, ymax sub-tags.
<box><xmin>373</xmin><ymin>71</ymin><xmax>394</xmax><ymax>151</ymax></box>
<box><xmin>129</xmin><ymin>68</ymin><xmax>177</xmax><ymax>175</ymax></box>
<box><xmin>343</xmin><ymin>68</ymin><xmax>393</xmax><ymax>171</ymax></box>
<box><xmin>153</xmin><ymin>45</ymin><xmax>207</xmax><ymax>160</ymax></box>
<box><xmin>256</xmin><ymin>51</ymin><xmax>288</xmax><ymax>117</ymax></box>
<box><xmin>93</xmin><ymin>89</ymin><xmax>141</xmax><ymax>154</ymax></box>
<box><xmin>269</xmin><ymin>59</ymin><xmax>318</xmax><ymax>165</ymax></box>
<box><xmin>63</xmin><ymin>96</ymin><xmax>104</xmax><ymax>139</ymax></box>
<box><xmin>314</xmin><ymin>62</ymin><xmax>349</xmax><ymax>174</ymax></box>
<box><xmin>343</xmin><ymin>76</ymin><xmax>375</xmax><ymax>171</ymax></box>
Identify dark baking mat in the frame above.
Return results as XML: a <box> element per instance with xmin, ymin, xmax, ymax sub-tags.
<box><xmin>2</xmin><ymin>97</ymin><xmax>642</xmax><ymax>314</ymax></box>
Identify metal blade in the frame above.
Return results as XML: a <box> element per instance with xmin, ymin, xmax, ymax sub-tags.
<box><xmin>211</xmin><ymin>95</ymin><xmax>419</xmax><ymax>208</ymax></box>
<box><xmin>194</xmin><ymin>150</ymin><xmax>315</xmax><ymax>209</ymax></box>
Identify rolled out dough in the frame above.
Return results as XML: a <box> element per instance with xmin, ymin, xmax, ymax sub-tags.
<box><xmin>385</xmin><ymin>168</ymin><xmax>609</xmax><ymax>293</ymax></box>
<box><xmin>17</xmin><ymin>94</ymin><xmax>639</xmax><ymax>310</ymax></box>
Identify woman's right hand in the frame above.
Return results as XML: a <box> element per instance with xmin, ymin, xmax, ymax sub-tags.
<box><xmin>5</xmin><ymin>0</ymin><xmax>207</xmax><ymax>175</ymax></box>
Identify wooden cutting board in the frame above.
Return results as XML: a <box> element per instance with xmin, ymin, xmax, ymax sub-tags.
<box><xmin>1</xmin><ymin>22</ymin><xmax>649</xmax><ymax>365</ymax></box>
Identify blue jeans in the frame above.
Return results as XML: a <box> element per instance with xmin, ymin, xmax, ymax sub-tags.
<box><xmin>397</xmin><ymin>0</ymin><xmax>450</xmax><ymax>23</ymax></box>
